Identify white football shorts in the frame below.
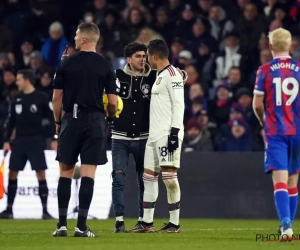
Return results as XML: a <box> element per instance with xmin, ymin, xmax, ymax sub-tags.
<box><xmin>144</xmin><ymin>136</ymin><xmax>182</xmax><ymax>173</ymax></box>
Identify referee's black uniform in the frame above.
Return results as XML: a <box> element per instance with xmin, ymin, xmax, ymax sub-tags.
<box><xmin>0</xmin><ymin>75</ymin><xmax>55</xmax><ymax>219</ymax></box>
<box><xmin>4</xmin><ymin>91</ymin><xmax>54</xmax><ymax>170</ymax></box>
<box><xmin>53</xmin><ymin>51</ymin><xmax>118</xmax><ymax>166</ymax></box>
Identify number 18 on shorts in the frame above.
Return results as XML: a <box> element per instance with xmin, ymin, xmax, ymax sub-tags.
<box><xmin>144</xmin><ymin>136</ymin><xmax>182</xmax><ymax>172</ymax></box>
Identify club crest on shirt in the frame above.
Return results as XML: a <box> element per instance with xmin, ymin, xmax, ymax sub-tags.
<box><xmin>15</xmin><ymin>104</ymin><xmax>22</xmax><ymax>114</ymax></box>
<box><xmin>156</xmin><ymin>77</ymin><xmax>162</xmax><ymax>85</ymax></box>
<box><xmin>141</xmin><ymin>84</ymin><xmax>150</xmax><ymax>94</ymax></box>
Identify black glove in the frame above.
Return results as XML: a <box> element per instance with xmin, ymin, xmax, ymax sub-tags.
<box><xmin>168</xmin><ymin>127</ymin><xmax>180</xmax><ymax>154</ymax></box>
<box><xmin>106</xmin><ymin>116</ymin><xmax>116</xmax><ymax>129</ymax></box>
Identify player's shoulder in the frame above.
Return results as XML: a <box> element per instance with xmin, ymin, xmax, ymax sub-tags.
<box><xmin>160</xmin><ymin>65</ymin><xmax>181</xmax><ymax>80</ymax></box>
<box><xmin>258</xmin><ymin>62</ymin><xmax>272</xmax><ymax>72</ymax></box>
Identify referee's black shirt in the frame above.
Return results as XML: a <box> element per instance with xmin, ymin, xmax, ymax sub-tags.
<box><xmin>4</xmin><ymin>90</ymin><xmax>54</xmax><ymax>142</ymax></box>
<box><xmin>53</xmin><ymin>51</ymin><xmax>118</xmax><ymax>113</ymax></box>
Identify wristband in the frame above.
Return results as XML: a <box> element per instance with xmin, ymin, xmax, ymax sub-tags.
<box><xmin>55</xmin><ymin>121</ymin><xmax>61</xmax><ymax>125</ymax></box>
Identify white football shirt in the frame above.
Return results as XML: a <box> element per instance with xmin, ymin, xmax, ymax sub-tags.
<box><xmin>148</xmin><ymin>65</ymin><xmax>185</xmax><ymax>142</ymax></box>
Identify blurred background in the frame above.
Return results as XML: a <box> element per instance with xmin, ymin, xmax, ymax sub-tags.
<box><xmin>0</xmin><ymin>0</ymin><xmax>299</xmax><ymax>153</ymax></box>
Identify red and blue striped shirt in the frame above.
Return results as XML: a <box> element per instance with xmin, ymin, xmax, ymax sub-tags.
<box><xmin>254</xmin><ymin>56</ymin><xmax>300</xmax><ymax>135</ymax></box>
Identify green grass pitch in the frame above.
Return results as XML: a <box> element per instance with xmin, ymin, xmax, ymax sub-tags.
<box><xmin>0</xmin><ymin>219</ymin><xmax>299</xmax><ymax>249</ymax></box>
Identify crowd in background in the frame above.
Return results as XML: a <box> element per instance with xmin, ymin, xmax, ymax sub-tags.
<box><xmin>0</xmin><ymin>0</ymin><xmax>299</xmax><ymax>152</ymax></box>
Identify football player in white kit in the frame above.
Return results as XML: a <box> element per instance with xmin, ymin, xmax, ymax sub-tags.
<box><xmin>127</xmin><ymin>39</ymin><xmax>185</xmax><ymax>233</ymax></box>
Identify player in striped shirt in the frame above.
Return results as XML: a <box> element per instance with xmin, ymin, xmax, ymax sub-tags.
<box><xmin>253</xmin><ymin>28</ymin><xmax>300</xmax><ymax>241</ymax></box>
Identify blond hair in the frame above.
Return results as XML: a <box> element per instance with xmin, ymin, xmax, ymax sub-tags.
<box><xmin>77</xmin><ymin>23</ymin><xmax>100</xmax><ymax>43</ymax></box>
<box><xmin>269</xmin><ymin>28</ymin><xmax>291</xmax><ymax>52</ymax></box>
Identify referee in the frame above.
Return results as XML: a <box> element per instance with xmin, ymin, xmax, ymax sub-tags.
<box><xmin>51</xmin><ymin>23</ymin><xmax>118</xmax><ymax>238</ymax></box>
<box><xmin>0</xmin><ymin>69</ymin><xmax>55</xmax><ymax>220</ymax></box>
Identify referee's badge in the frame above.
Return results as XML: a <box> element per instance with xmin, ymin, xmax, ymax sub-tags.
<box><xmin>15</xmin><ymin>104</ymin><xmax>22</xmax><ymax>114</ymax></box>
<box><xmin>156</xmin><ymin>77</ymin><xmax>162</xmax><ymax>85</ymax></box>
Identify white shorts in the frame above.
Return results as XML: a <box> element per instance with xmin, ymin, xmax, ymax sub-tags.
<box><xmin>144</xmin><ymin>136</ymin><xmax>182</xmax><ymax>172</ymax></box>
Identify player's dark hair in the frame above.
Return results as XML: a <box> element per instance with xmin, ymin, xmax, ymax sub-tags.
<box><xmin>147</xmin><ymin>39</ymin><xmax>169</xmax><ymax>59</ymax></box>
<box><xmin>124</xmin><ymin>42</ymin><xmax>147</xmax><ymax>58</ymax></box>
<box><xmin>17</xmin><ymin>69</ymin><xmax>36</xmax><ymax>85</ymax></box>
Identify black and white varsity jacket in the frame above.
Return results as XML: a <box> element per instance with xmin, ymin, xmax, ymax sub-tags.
<box><xmin>112</xmin><ymin>63</ymin><xmax>156</xmax><ymax>140</ymax></box>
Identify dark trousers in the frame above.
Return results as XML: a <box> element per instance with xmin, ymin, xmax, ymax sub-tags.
<box><xmin>112</xmin><ymin>139</ymin><xmax>146</xmax><ymax>218</ymax></box>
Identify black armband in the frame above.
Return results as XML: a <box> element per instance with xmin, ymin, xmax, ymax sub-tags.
<box><xmin>55</xmin><ymin>121</ymin><xmax>61</xmax><ymax>125</ymax></box>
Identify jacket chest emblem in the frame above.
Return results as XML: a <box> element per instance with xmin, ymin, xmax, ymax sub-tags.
<box><xmin>141</xmin><ymin>84</ymin><xmax>150</xmax><ymax>95</ymax></box>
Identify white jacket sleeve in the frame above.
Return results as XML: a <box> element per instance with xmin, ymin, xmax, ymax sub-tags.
<box><xmin>166</xmin><ymin>76</ymin><xmax>185</xmax><ymax>130</ymax></box>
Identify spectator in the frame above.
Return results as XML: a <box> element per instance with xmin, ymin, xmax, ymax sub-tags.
<box><xmin>151</xmin><ymin>7</ymin><xmax>174</xmax><ymax>46</ymax></box>
<box><xmin>271</xmin><ymin>4</ymin><xmax>298</xmax><ymax>34</ymax></box>
<box><xmin>0</xmin><ymin>53</ymin><xmax>10</xmax><ymax>71</ymax></box>
<box><xmin>191</xmin><ymin>96</ymin><xmax>206</xmax><ymax>117</ymax></box>
<box><xmin>165</xmin><ymin>0</ymin><xmax>183</xmax><ymax>24</ymax></box>
<box><xmin>2</xmin><ymin>0</ymin><xmax>34</xmax><ymax>49</ymax></box>
<box><xmin>189</xmin><ymin>83</ymin><xmax>205</xmax><ymax>101</ymax></box>
<box><xmin>195</xmin><ymin>0</ymin><xmax>215</xmax><ymax>18</ymax></box>
<box><xmin>15</xmin><ymin>38</ymin><xmax>34</xmax><ymax>70</ymax></box>
<box><xmin>178</xmin><ymin>50</ymin><xmax>193</xmax><ymax>67</ymax></box>
<box><xmin>189</xmin><ymin>18</ymin><xmax>218</xmax><ymax>71</ymax></box>
<box><xmin>169</xmin><ymin>38</ymin><xmax>184</xmax><ymax>67</ymax></box>
<box><xmin>174</xmin><ymin>4</ymin><xmax>195</xmax><ymax>42</ymax></box>
<box><xmin>224</xmin><ymin>67</ymin><xmax>247</xmax><ymax>98</ymax></box>
<box><xmin>264</xmin><ymin>0</ymin><xmax>277</xmax><ymax>18</ymax></box>
<box><xmin>121</xmin><ymin>0</ymin><xmax>151</xmax><ymax>23</ymax></box>
<box><xmin>208</xmin><ymin>5</ymin><xmax>234</xmax><ymax>51</ymax></box>
<box><xmin>1</xmin><ymin>68</ymin><xmax>17</xmax><ymax>102</ymax></box>
<box><xmin>222</xmin><ymin>118</ymin><xmax>253</xmax><ymax>152</ymax></box>
<box><xmin>92</xmin><ymin>0</ymin><xmax>112</xmax><ymax>26</ymax></box>
<box><xmin>208</xmin><ymin>84</ymin><xmax>232</xmax><ymax>128</ymax></box>
<box><xmin>29</xmin><ymin>50</ymin><xmax>48</xmax><ymax>81</ymax></box>
<box><xmin>123</xmin><ymin>8</ymin><xmax>147</xmax><ymax>45</ymax></box>
<box><xmin>214</xmin><ymin>102</ymin><xmax>244</xmax><ymax>151</ymax></box>
<box><xmin>196</xmin><ymin>109</ymin><xmax>217</xmax><ymax>142</ymax></box>
<box><xmin>135</xmin><ymin>27</ymin><xmax>165</xmax><ymax>45</ymax></box>
<box><xmin>99</xmin><ymin>8</ymin><xmax>123</xmax><ymax>57</ymax></box>
<box><xmin>184</xmin><ymin>64</ymin><xmax>202</xmax><ymax>102</ymax></box>
<box><xmin>41</xmin><ymin>22</ymin><xmax>69</xmax><ymax>69</ymax></box>
<box><xmin>236</xmin><ymin>87</ymin><xmax>258</xmax><ymax>129</ymax></box>
<box><xmin>290</xmin><ymin>36</ymin><xmax>300</xmax><ymax>61</ymax></box>
<box><xmin>236</xmin><ymin>3</ymin><xmax>268</xmax><ymax>54</ymax></box>
<box><xmin>214</xmin><ymin>30</ymin><xmax>247</xmax><ymax>81</ymax></box>
<box><xmin>269</xmin><ymin>18</ymin><xmax>282</xmax><ymax>31</ymax></box>
<box><xmin>258</xmin><ymin>33</ymin><xmax>269</xmax><ymax>51</ymax></box>
<box><xmin>183</xmin><ymin>118</ymin><xmax>214</xmax><ymax>152</ymax></box>
<box><xmin>30</xmin><ymin>0</ymin><xmax>61</xmax><ymax>39</ymax></box>
<box><xmin>37</xmin><ymin>68</ymin><xmax>54</xmax><ymax>101</ymax></box>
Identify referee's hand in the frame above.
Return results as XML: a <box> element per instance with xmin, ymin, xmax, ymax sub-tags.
<box><xmin>61</xmin><ymin>49</ymin><xmax>69</xmax><ymax>60</ymax></box>
<box><xmin>3</xmin><ymin>142</ymin><xmax>10</xmax><ymax>156</ymax></box>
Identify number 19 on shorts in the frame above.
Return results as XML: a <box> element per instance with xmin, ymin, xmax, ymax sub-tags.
<box><xmin>273</xmin><ymin>77</ymin><xmax>299</xmax><ymax>106</ymax></box>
